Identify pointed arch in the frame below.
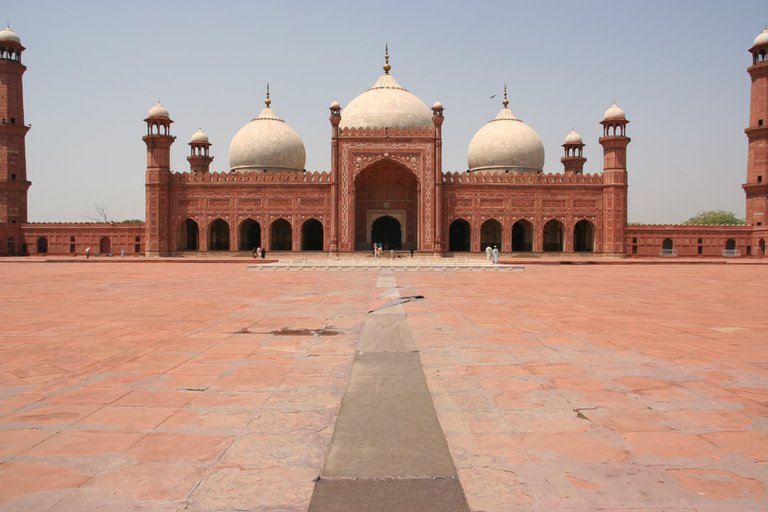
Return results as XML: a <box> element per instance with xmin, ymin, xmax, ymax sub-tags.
<box><xmin>543</xmin><ymin>219</ymin><xmax>564</xmax><ymax>252</ymax></box>
<box><xmin>177</xmin><ymin>218</ymin><xmax>199</xmax><ymax>251</ymax></box>
<box><xmin>301</xmin><ymin>218</ymin><xmax>324</xmax><ymax>251</ymax></box>
<box><xmin>270</xmin><ymin>218</ymin><xmax>292</xmax><ymax>251</ymax></box>
<box><xmin>480</xmin><ymin>218</ymin><xmax>502</xmax><ymax>251</ymax></box>
<box><xmin>208</xmin><ymin>218</ymin><xmax>230</xmax><ymax>250</ymax></box>
<box><xmin>239</xmin><ymin>219</ymin><xmax>261</xmax><ymax>251</ymax></box>
<box><xmin>511</xmin><ymin>219</ymin><xmax>533</xmax><ymax>252</ymax></box>
<box><xmin>448</xmin><ymin>218</ymin><xmax>471</xmax><ymax>252</ymax></box>
<box><xmin>573</xmin><ymin>219</ymin><xmax>595</xmax><ymax>252</ymax></box>
<box><xmin>99</xmin><ymin>236</ymin><xmax>111</xmax><ymax>254</ymax></box>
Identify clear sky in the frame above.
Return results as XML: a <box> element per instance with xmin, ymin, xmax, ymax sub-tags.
<box><xmin>6</xmin><ymin>0</ymin><xmax>765</xmax><ymax>223</ymax></box>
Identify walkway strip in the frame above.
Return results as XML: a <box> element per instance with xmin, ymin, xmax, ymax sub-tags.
<box><xmin>308</xmin><ymin>271</ymin><xmax>469</xmax><ymax>511</ymax></box>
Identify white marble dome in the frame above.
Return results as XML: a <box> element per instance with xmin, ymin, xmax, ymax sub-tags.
<box><xmin>467</xmin><ymin>106</ymin><xmax>545</xmax><ymax>173</ymax></box>
<box><xmin>147</xmin><ymin>102</ymin><xmax>170</xmax><ymax>119</ymax></box>
<box><xmin>603</xmin><ymin>103</ymin><xmax>626</xmax><ymax>121</ymax></box>
<box><xmin>190</xmin><ymin>129</ymin><xmax>208</xmax><ymax>144</ymax></box>
<box><xmin>340</xmin><ymin>73</ymin><xmax>433</xmax><ymax>130</ymax></box>
<box><xmin>564</xmin><ymin>130</ymin><xmax>583</xmax><ymax>145</ymax></box>
<box><xmin>229</xmin><ymin>103</ymin><xmax>306</xmax><ymax>172</ymax></box>
<box><xmin>753</xmin><ymin>28</ymin><xmax>768</xmax><ymax>48</ymax></box>
<box><xmin>0</xmin><ymin>27</ymin><xmax>21</xmax><ymax>45</ymax></box>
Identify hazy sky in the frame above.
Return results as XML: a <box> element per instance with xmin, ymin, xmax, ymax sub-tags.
<box><xmin>7</xmin><ymin>0</ymin><xmax>764</xmax><ymax>223</ymax></box>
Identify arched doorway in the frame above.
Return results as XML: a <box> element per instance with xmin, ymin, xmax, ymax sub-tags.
<box><xmin>239</xmin><ymin>219</ymin><xmax>261</xmax><ymax>251</ymax></box>
<box><xmin>36</xmin><ymin>237</ymin><xmax>48</xmax><ymax>254</ymax></box>
<box><xmin>511</xmin><ymin>219</ymin><xmax>533</xmax><ymax>252</ymax></box>
<box><xmin>760</xmin><ymin>239</ymin><xmax>766</xmax><ymax>256</ymax></box>
<box><xmin>573</xmin><ymin>219</ymin><xmax>595</xmax><ymax>252</ymax></box>
<box><xmin>448</xmin><ymin>219</ymin><xmax>471</xmax><ymax>251</ymax></box>
<box><xmin>178</xmin><ymin>219</ymin><xmax>199</xmax><ymax>251</ymax></box>
<box><xmin>7</xmin><ymin>237</ymin><xmax>15</xmax><ymax>256</ymax></box>
<box><xmin>662</xmin><ymin>238</ymin><xmax>673</xmax><ymax>251</ymax></box>
<box><xmin>209</xmin><ymin>218</ymin><xmax>230</xmax><ymax>250</ymax></box>
<box><xmin>354</xmin><ymin>160</ymin><xmax>418</xmax><ymax>251</ymax></box>
<box><xmin>480</xmin><ymin>219</ymin><xmax>502</xmax><ymax>251</ymax></box>
<box><xmin>543</xmin><ymin>219</ymin><xmax>564</xmax><ymax>252</ymax></box>
<box><xmin>371</xmin><ymin>216</ymin><xmax>402</xmax><ymax>250</ymax></box>
<box><xmin>725</xmin><ymin>239</ymin><xmax>736</xmax><ymax>251</ymax></box>
<box><xmin>301</xmin><ymin>218</ymin><xmax>324</xmax><ymax>251</ymax></box>
<box><xmin>271</xmin><ymin>218</ymin><xmax>292</xmax><ymax>250</ymax></box>
<box><xmin>99</xmin><ymin>236</ymin><xmax>111</xmax><ymax>254</ymax></box>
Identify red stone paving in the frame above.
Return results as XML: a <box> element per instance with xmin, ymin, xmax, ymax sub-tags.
<box><xmin>0</xmin><ymin>262</ymin><xmax>767</xmax><ymax>511</ymax></box>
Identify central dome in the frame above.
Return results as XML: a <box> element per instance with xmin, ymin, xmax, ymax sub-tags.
<box><xmin>229</xmin><ymin>96</ymin><xmax>306</xmax><ymax>172</ymax></box>
<box><xmin>340</xmin><ymin>55</ymin><xmax>433</xmax><ymax>130</ymax></box>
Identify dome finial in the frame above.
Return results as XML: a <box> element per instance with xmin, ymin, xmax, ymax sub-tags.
<box><xmin>265</xmin><ymin>83</ymin><xmax>271</xmax><ymax>108</ymax></box>
<box><xmin>502</xmin><ymin>84</ymin><xmax>509</xmax><ymax>108</ymax></box>
<box><xmin>383</xmin><ymin>44</ymin><xmax>391</xmax><ymax>74</ymax></box>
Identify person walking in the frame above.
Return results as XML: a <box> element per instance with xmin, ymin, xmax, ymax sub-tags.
<box><xmin>485</xmin><ymin>245</ymin><xmax>492</xmax><ymax>262</ymax></box>
<box><xmin>492</xmin><ymin>245</ymin><xmax>499</xmax><ymax>264</ymax></box>
<box><xmin>261</xmin><ymin>247</ymin><xmax>266</xmax><ymax>259</ymax></box>
<box><xmin>85</xmin><ymin>246</ymin><xmax>91</xmax><ymax>259</ymax></box>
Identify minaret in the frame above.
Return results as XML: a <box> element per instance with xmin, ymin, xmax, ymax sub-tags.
<box><xmin>143</xmin><ymin>102</ymin><xmax>175</xmax><ymax>256</ymax></box>
<box><xmin>187</xmin><ymin>129</ymin><xmax>212</xmax><ymax>173</ymax></box>
<box><xmin>432</xmin><ymin>100</ymin><xmax>445</xmax><ymax>253</ymax></box>
<box><xmin>744</xmin><ymin>28</ymin><xmax>768</xmax><ymax>227</ymax></box>
<box><xmin>0</xmin><ymin>26</ymin><xmax>30</xmax><ymax>255</ymax></box>
<box><xmin>561</xmin><ymin>130</ymin><xmax>586</xmax><ymax>173</ymax></box>
<box><xmin>599</xmin><ymin>103</ymin><xmax>630</xmax><ymax>256</ymax></box>
<box><xmin>329</xmin><ymin>99</ymin><xmax>341</xmax><ymax>255</ymax></box>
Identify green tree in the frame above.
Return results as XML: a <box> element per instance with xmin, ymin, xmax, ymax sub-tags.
<box><xmin>683</xmin><ymin>210</ymin><xmax>745</xmax><ymax>225</ymax></box>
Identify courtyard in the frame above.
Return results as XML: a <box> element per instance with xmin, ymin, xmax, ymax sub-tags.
<box><xmin>0</xmin><ymin>261</ymin><xmax>766</xmax><ymax>511</ymax></box>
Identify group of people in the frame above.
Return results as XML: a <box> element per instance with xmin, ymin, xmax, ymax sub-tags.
<box><xmin>485</xmin><ymin>245</ymin><xmax>500</xmax><ymax>264</ymax></box>
<box><xmin>252</xmin><ymin>246</ymin><xmax>267</xmax><ymax>259</ymax></box>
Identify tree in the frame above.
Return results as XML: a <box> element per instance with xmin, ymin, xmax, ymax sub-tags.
<box><xmin>683</xmin><ymin>210</ymin><xmax>745</xmax><ymax>225</ymax></box>
<box><xmin>84</xmin><ymin>201</ymin><xmax>113</xmax><ymax>223</ymax></box>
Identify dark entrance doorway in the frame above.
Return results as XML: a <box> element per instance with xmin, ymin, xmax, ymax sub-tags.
<box><xmin>239</xmin><ymin>219</ymin><xmax>261</xmax><ymax>251</ymax></box>
<box><xmin>209</xmin><ymin>219</ymin><xmax>230</xmax><ymax>250</ymax></box>
<box><xmin>573</xmin><ymin>219</ymin><xmax>594</xmax><ymax>252</ymax></box>
<box><xmin>448</xmin><ymin>219</ymin><xmax>471</xmax><ymax>251</ymax></box>
<box><xmin>178</xmin><ymin>219</ymin><xmax>199</xmax><ymax>251</ymax></box>
<box><xmin>511</xmin><ymin>220</ymin><xmax>533</xmax><ymax>252</ymax></box>
<box><xmin>36</xmin><ymin>237</ymin><xmax>48</xmax><ymax>254</ymax></box>
<box><xmin>271</xmin><ymin>218</ymin><xmax>292</xmax><ymax>250</ymax></box>
<box><xmin>301</xmin><ymin>218</ymin><xmax>324</xmax><ymax>251</ymax></box>
<box><xmin>480</xmin><ymin>219</ymin><xmax>502</xmax><ymax>251</ymax></box>
<box><xmin>99</xmin><ymin>236</ymin><xmax>111</xmax><ymax>254</ymax></box>
<box><xmin>760</xmin><ymin>239</ymin><xmax>766</xmax><ymax>256</ymax></box>
<box><xmin>543</xmin><ymin>219</ymin><xmax>564</xmax><ymax>252</ymax></box>
<box><xmin>371</xmin><ymin>215</ymin><xmax>402</xmax><ymax>250</ymax></box>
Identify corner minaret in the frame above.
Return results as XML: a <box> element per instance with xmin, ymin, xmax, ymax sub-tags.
<box><xmin>187</xmin><ymin>129</ymin><xmax>212</xmax><ymax>173</ymax></box>
<box><xmin>599</xmin><ymin>103</ymin><xmax>630</xmax><ymax>256</ymax></box>
<box><xmin>744</xmin><ymin>28</ymin><xmax>768</xmax><ymax>228</ymax></box>
<box><xmin>561</xmin><ymin>130</ymin><xmax>586</xmax><ymax>174</ymax></box>
<box><xmin>0</xmin><ymin>26</ymin><xmax>31</xmax><ymax>255</ymax></box>
<box><xmin>143</xmin><ymin>102</ymin><xmax>175</xmax><ymax>256</ymax></box>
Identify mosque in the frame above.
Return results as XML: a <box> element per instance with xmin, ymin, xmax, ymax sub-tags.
<box><xmin>1</xmin><ymin>28</ymin><xmax>767</xmax><ymax>258</ymax></box>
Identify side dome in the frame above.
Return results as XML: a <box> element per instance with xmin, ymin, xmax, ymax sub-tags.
<box><xmin>339</xmin><ymin>51</ymin><xmax>433</xmax><ymax>130</ymax></box>
<box><xmin>190</xmin><ymin>129</ymin><xmax>209</xmax><ymax>144</ymax></box>
<box><xmin>228</xmin><ymin>96</ymin><xmax>306</xmax><ymax>172</ymax></box>
<box><xmin>603</xmin><ymin>103</ymin><xmax>625</xmax><ymax>121</ymax></box>
<box><xmin>564</xmin><ymin>130</ymin><xmax>583</xmax><ymax>145</ymax></box>
<box><xmin>467</xmin><ymin>101</ymin><xmax>545</xmax><ymax>173</ymax></box>
<box><xmin>0</xmin><ymin>27</ymin><xmax>21</xmax><ymax>45</ymax></box>
<box><xmin>147</xmin><ymin>102</ymin><xmax>170</xmax><ymax>119</ymax></box>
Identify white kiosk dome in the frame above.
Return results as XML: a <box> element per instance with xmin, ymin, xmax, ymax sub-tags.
<box><xmin>190</xmin><ymin>129</ymin><xmax>209</xmax><ymax>144</ymax></box>
<box><xmin>0</xmin><ymin>27</ymin><xmax>21</xmax><ymax>45</ymax></box>
<box><xmin>339</xmin><ymin>48</ymin><xmax>433</xmax><ymax>130</ymax></box>
<box><xmin>752</xmin><ymin>28</ymin><xmax>768</xmax><ymax>49</ymax></box>
<box><xmin>467</xmin><ymin>90</ymin><xmax>545</xmax><ymax>173</ymax></box>
<box><xmin>564</xmin><ymin>130</ymin><xmax>583</xmax><ymax>145</ymax></box>
<box><xmin>228</xmin><ymin>91</ymin><xmax>306</xmax><ymax>172</ymax></box>
<box><xmin>147</xmin><ymin>101</ymin><xmax>170</xmax><ymax>119</ymax></box>
<box><xmin>603</xmin><ymin>103</ymin><xmax>626</xmax><ymax>121</ymax></box>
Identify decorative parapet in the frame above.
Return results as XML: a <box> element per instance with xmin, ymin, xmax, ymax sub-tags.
<box><xmin>169</xmin><ymin>170</ymin><xmax>331</xmax><ymax>184</ymax></box>
<box><xmin>628</xmin><ymin>223</ymin><xmax>752</xmax><ymax>232</ymax></box>
<box><xmin>339</xmin><ymin>126</ymin><xmax>434</xmax><ymax>138</ymax></box>
<box><xmin>441</xmin><ymin>171</ymin><xmax>604</xmax><ymax>185</ymax></box>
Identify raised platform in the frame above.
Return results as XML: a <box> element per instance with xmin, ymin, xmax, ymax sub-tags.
<box><xmin>246</xmin><ymin>258</ymin><xmax>524</xmax><ymax>271</ymax></box>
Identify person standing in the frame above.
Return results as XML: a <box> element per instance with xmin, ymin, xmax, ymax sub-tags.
<box><xmin>261</xmin><ymin>247</ymin><xmax>266</xmax><ymax>259</ymax></box>
<box><xmin>492</xmin><ymin>246</ymin><xmax>499</xmax><ymax>264</ymax></box>
<box><xmin>120</xmin><ymin>247</ymin><xmax>125</xmax><ymax>258</ymax></box>
<box><xmin>85</xmin><ymin>246</ymin><xmax>91</xmax><ymax>259</ymax></box>
<box><xmin>485</xmin><ymin>245</ymin><xmax>492</xmax><ymax>262</ymax></box>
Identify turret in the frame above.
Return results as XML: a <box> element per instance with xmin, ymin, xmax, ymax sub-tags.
<box><xmin>599</xmin><ymin>104</ymin><xmax>630</xmax><ymax>256</ymax></box>
<box><xmin>143</xmin><ymin>102</ymin><xmax>175</xmax><ymax>256</ymax></box>
<box><xmin>561</xmin><ymin>130</ymin><xmax>586</xmax><ymax>174</ymax></box>
<box><xmin>0</xmin><ymin>26</ymin><xmax>31</xmax><ymax>254</ymax></box>
<box><xmin>744</xmin><ymin>28</ymin><xmax>768</xmax><ymax>227</ymax></box>
<box><xmin>187</xmin><ymin>129</ymin><xmax>213</xmax><ymax>173</ymax></box>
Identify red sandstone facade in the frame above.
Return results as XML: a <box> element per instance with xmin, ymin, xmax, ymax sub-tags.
<box><xmin>2</xmin><ymin>29</ymin><xmax>768</xmax><ymax>258</ymax></box>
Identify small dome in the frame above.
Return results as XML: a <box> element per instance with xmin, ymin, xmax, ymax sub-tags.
<box><xmin>330</xmin><ymin>100</ymin><xmax>340</xmax><ymax>109</ymax></box>
<box><xmin>564</xmin><ymin>130</ymin><xmax>583</xmax><ymax>145</ymax></box>
<box><xmin>432</xmin><ymin>101</ymin><xmax>443</xmax><ymax>109</ymax></box>
<box><xmin>753</xmin><ymin>28</ymin><xmax>768</xmax><ymax>49</ymax></box>
<box><xmin>0</xmin><ymin>27</ymin><xmax>21</xmax><ymax>45</ymax></box>
<box><xmin>147</xmin><ymin>102</ymin><xmax>170</xmax><ymax>119</ymax></box>
<box><xmin>467</xmin><ymin>106</ymin><xmax>545</xmax><ymax>173</ymax></box>
<box><xmin>603</xmin><ymin>103</ymin><xmax>625</xmax><ymax>121</ymax></box>
<box><xmin>340</xmin><ymin>73</ymin><xmax>433</xmax><ymax>130</ymax></box>
<box><xmin>229</xmin><ymin>102</ymin><xmax>306</xmax><ymax>172</ymax></box>
<box><xmin>190</xmin><ymin>129</ymin><xmax>209</xmax><ymax>144</ymax></box>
